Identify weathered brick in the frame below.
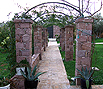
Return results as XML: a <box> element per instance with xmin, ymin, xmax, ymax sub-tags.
<box><xmin>81</xmin><ymin>57</ymin><xmax>91</xmax><ymax>66</ymax></box>
<box><xmin>22</xmin><ymin>50</ymin><xmax>30</xmax><ymax>56</ymax></box>
<box><xmin>16</xmin><ymin>28</ymin><xmax>25</xmax><ymax>35</ymax></box>
<box><xmin>81</xmin><ymin>42</ymin><xmax>91</xmax><ymax>50</ymax></box>
<box><xmin>22</xmin><ymin>34</ymin><xmax>30</xmax><ymax>42</ymax></box>
<box><xmin>78</xmin><ymin>36</ymin><xmax>87</xmax><ymax>42</ymax></box>
<box><xmin>16</xmin><ymin>42</ymin><xmax>24</xmax><ymax>49</ymax></box>
<box><xmin>20</xmin><ymin>23</ymin><xmax>30</xmax><ymax>28</ymax></box>
<box><xmin>23</xmin><ymin>42</ymin><xmax>32</xmax><ymax>49</ymax></box>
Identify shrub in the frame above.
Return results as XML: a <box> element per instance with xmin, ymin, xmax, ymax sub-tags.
<box><xmin>0</xmin><ymin>23</ymin><xmax>10</xmax><ymax>46</ymax></box>
<box><xmin>6</xmin><ymin>21</ymin><xmax>16</xmax><ymax>77</ymax></box>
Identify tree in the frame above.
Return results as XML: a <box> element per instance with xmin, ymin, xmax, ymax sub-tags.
<box><xmin>93</xmin><ymin>13</ymin><xmax>103</xmax><ymax>38</ymax></box>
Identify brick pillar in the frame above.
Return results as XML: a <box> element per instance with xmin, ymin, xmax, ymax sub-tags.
<box><xmin>46</xmin><ymin>28</ymin><xmax>48</xmax><ymax>47</ymax></box>
<box><xmin>65</xmin><ymin>25</ymin><xmax>74</xmax><ymax>61</ymax></box>
<box><xmin>33</xmin><ymin>25</ymin><xmax>42</xmax><ymax>60</ymax></box>
<box><xmin>14</xmin><ymin>19</ymin><xmax>33</xmax><ymax>64</ymax></box>
<box><xmin>43</xmin><ymin>28</ymin><xmax>47</xmax><ymax>51</ymax></box>
<box><xmin>75</xmin><ymin>18</ymin><xmax>93</xmax><ymax>85</ymax></box>
<box><xmin>60</xmin><ymin>27</ymin><xmax>65</xmax><ymax>51</ymax></box>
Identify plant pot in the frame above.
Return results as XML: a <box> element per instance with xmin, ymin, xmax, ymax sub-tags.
<box><xmin>0</xmin><ymin>84</ymin><xmax>10</xmax><ymax>89</ymax></box>
<box><xmin>16</xmin><ymin>67</ymin><xmax>25</xmax><ymax>75</ymax></box>
<box><xmin>81</xmin><ymin>79</ymin><xmax>92</xmax><ymax>89</ymax></box>
<box><xmin>25</xmin><ymin>79</ymin><xmax>38</xmax><ymax>89</ymax></box>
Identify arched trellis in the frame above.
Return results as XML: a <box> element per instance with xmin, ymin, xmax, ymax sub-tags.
<box><xmin>23</xmin><ymin>2</ymin><xmax>84</xmax><ymax>19</ymax></box>
<box><xmin>33</xmin><ymin>12</ymin><xmax>74</xmax><ymax>28</ymax></box>
<box><xmin>33</xmin><ymin>11</ymin><xmax>72</xmax><ymax>21</ymax></box>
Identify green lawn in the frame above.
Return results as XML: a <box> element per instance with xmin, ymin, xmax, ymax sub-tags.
<box><xmin>0</xmin><ymin>47</ymin><xmax>10</xmax><ymax>78</ymax></box>
<box><xmin>95</xmin><ymin>38</ymin><xmax>103</xmax><ymax>43</ymax></box>
<box><xmin>92</xmin><ymin>44</ymin><xmax>103</xmax><ymax>84</ymax></box>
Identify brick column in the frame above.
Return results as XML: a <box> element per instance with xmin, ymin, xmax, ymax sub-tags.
<box><xmin>75</xmin><ymin>18</ymin><xmax>93</xmax><ymax>85</ymax></box>
<box><xmin>46</xmin><ymin>28</ymin><xmax>48</xmax><ymax>47</ymax></box>
<box><xmin>53</xmin><ymin>25</ymin><xmax>60</xmax><ymax>38</ymax></box>
<box><xmin>42</xmin><ymin>28</ymin><xmax>47</xmax><ymax>51</ymax></box>
<box><xmin>60</xmin><ymin>27</ymin><xmax>65</xmax><ymax>51</ymax></box>
<box><xmin>65</xmin><ymin>25</ymin><xmax>74</xmax><ymax>61</ymax></box>
<box><xmin>14</xmin><ymin>19</ymin><xmax>33</xmax><ymax>64</ymax></box>
<box><xmin>33</xmin><ymin>25</ymin><xmax>42</xmax><ymax>60</ymax></box>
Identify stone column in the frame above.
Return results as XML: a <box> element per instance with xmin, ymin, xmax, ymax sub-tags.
<box><xmin>60</xmin><ymin>27</ymin><xmax>65</xmax><ymax>51</ymax></box>
<box><xmin>14</xmin><ymin>19</ymin><xmax>33</xmax><ymax>64</ymax></box>
<box><xmin>33</xmin><ymin>25</ymin><xmax>43</xmax><ymax>60</ymax></box>
<box><xmin>75</xmin><ymin>18</ymin><xmax>93</xmax><ymax>85</ymax></box>
<box><xmin>65</xmin><ymin>25</ymin><xmax>74</xmax><ymax>61</ymax></box>
<box><xmin>46</xmin><ymin>28</ymin><xmax>48</xmax><ymax>47</ymax></box>
<box><xmin>42</xmin><ymin>28</ymin><xmax>47</xmax><ymax>51</ymax></box>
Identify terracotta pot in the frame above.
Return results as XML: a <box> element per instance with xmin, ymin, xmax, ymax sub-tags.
<box><xmin>25</xmin><ymin>79</ymin><xmax>38</xmax><ymax>89</ymax></box>
<box><xmin>81</xmin><ymin>79</ymin><xmax>92</xmax><ymax>89</ymax></box>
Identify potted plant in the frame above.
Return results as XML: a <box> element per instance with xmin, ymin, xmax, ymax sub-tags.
<box><xmin>74</xmin><ymin>67</ymin><xmax>94</xmax><ymax>89</ymax></box>
<box><xmin>0</xmin><ymin>76</ymin><xmax>10</xmax><ymax>89</ymax></box>
<box><xmin>20</xmin><ymin>65</ymin><xmax>46</xmax><ymax>89</ymax></box>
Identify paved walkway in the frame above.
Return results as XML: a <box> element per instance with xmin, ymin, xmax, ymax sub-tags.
<box><xmin>37</xmin><ymin>39</ymin><xmax>103</xmax><ymax>89</ymax></box>
<box><xmin>37</xmin><ymin>38</ymin><xmax>70</xmax><ymax>89</ymax></box>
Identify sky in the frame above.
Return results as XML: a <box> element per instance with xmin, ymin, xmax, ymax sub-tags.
<box><xmin>0</xmin><ymin>0</ymin><xmax>102</xmax><ymax>22</ymax></box>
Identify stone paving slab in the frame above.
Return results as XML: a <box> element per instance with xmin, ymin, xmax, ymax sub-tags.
<box><xmin>37</xmin><ymin>39</ymin><xmax>70</xmax><ymax>89</ymax></box>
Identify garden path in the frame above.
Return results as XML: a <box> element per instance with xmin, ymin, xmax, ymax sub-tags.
<box><xmin>37</xmin><ymin>38</ymin><xmax>70</xmax><ymax>89</ymax></box>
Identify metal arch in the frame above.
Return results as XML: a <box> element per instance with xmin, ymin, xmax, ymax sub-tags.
<box><xmin>33</xmin><ymin>11</ymin><xmax>73</xmax><ymax>21</ymax></box>
<box><xmin>25</xmin><ymin>2</ymin><xmax>84</xmax><ymax>17</ymax></box>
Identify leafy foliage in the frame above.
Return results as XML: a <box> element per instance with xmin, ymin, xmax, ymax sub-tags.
<box><xmin>34</xmin><ymin>13</ymin><xmax>74</xmax><ymax>28</ymax></box>
<box><xmin>6</xmin><ymin>21</ymin><xmax>16</xmax><ymax>77</ymax></box>
<box><xmin>93</xmin><ymin>13</ymin><xmax>103</xmax><ymax>38</ymax></box>
<box><xmin>0</xmin><ymin>23</ymin><xmax>10</xmax><ymax>46</ymax></box>
<box><xmin>20</xmin><ymin>65</ymin><xmax>46</xmax><ymax>81</ymax></box>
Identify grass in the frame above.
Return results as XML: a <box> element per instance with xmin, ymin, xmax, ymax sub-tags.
<box><xmin>92</xmin><ymin>44</ymin><xmax>103</xmax><ymax>84</ymax></box>
<box><xmin>63</xmin><ymin>61</ymin><xmax>75</xmax><ymax>77</ymax></box>
<box><xmin>0</xmin><ymin>47</ymin><xmax>10</xmax><ymax>78</ymax></box>
<box><xmin>94</xmin><ymin>38</ymin><xmax>103</xmax><ymax>43</ymax></box>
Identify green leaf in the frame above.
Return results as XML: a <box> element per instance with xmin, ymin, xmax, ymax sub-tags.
<box><xmin>32</xmin><ymin>65</ymin><xmax>37</xmax><ymax>76</ymax></box>
<box><xmin>20</xmin><ymin>69</ymin><xmax>27</xmax><ymax>79</ymax></box>
<box><xmin>86</xmin><ymin>80</ymin><xmax>89</xmax><ymax>89</ymax></box>
<box><xmin>76</xmin><ymin>68</ymin><xmax>84</xmax><ymax>77</ymax></box>
<box><xmin>34</xmin><ymin>72</ymin><xmax>46</xmax><ymax>80</ymax></box>
<box><xmin>74</xmin><ymin>75</ymin><xmax>82</xmax><ymax>79</ymax></box>
<box><xmin>27</xmin><ymin>67</ymin><xmax>31</xmax><ymax>80</ymax></box>
<box><xmin>82</xmin><ymin>67</ymin><xmax>85</xmax><ymax>75</ymax></box>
